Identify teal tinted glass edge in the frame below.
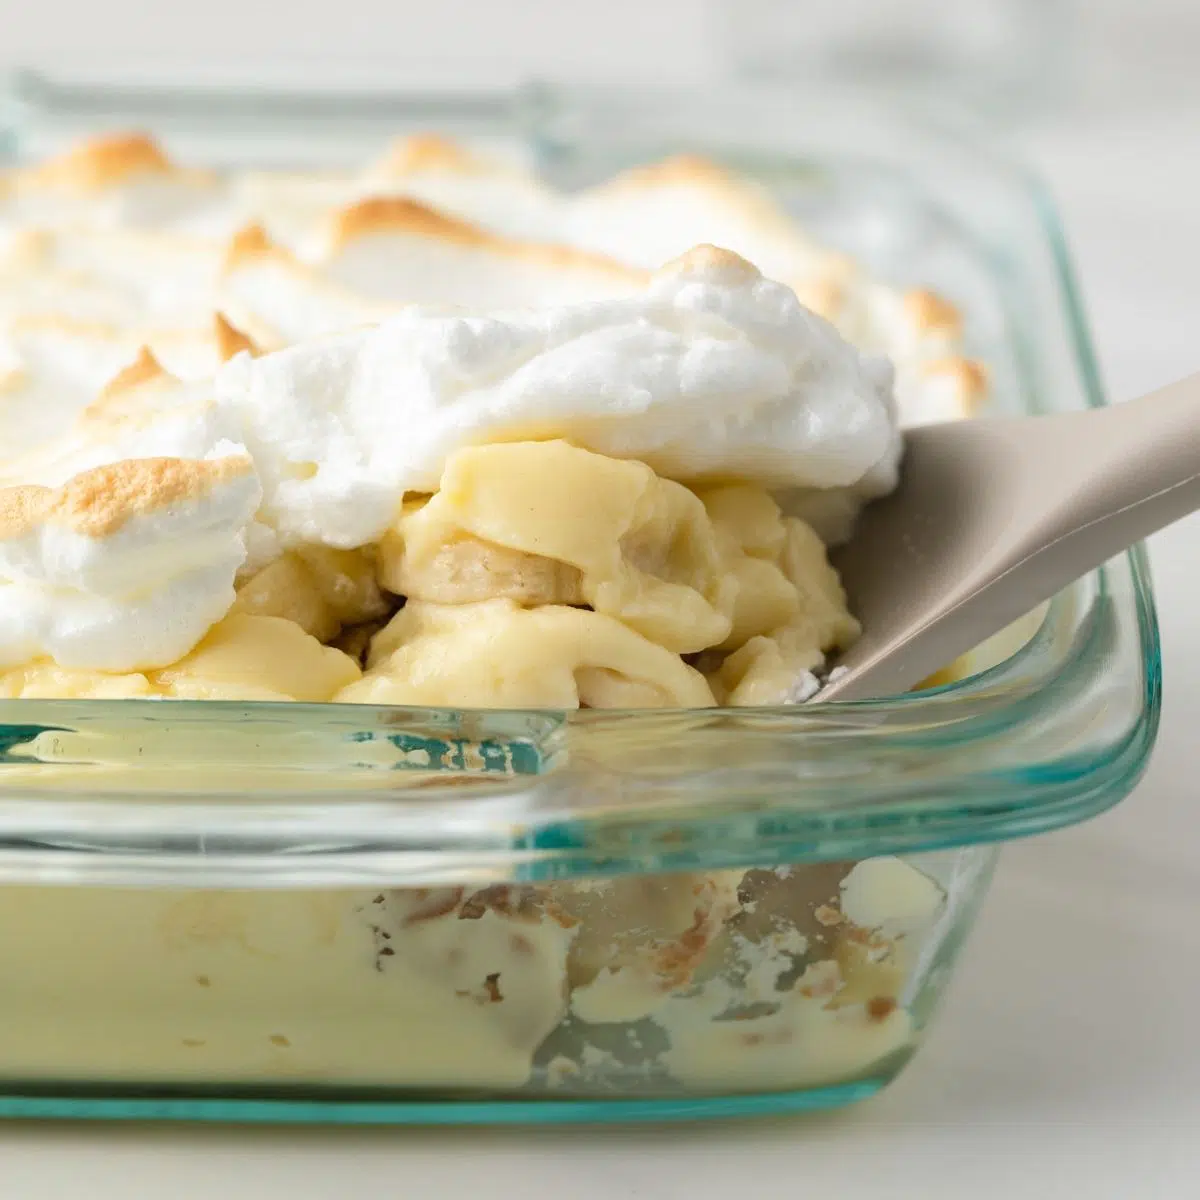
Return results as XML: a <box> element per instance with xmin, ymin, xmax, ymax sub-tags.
<box><xmin>1026</xmin><ymin>169</ymin><xmax>1164</xmax><ymax>724</ymax></box>
<box><xmin>0</xmin><ymin>1079</ymin><xmax>882</xmax><ymax>1124</ymax></box>
<box><xmin>1025</xmin><ymin>164</ymin><xmax>1164</xmax><ymax>771</ymax></box>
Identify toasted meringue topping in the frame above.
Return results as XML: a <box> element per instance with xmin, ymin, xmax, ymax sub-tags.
<box><xmin>0</xmin><ymin>455</ymin><xmax>252</xmax><ymax>539</ymax></box>
<box><xmin>0</xmin><ymin>318</ymin><xmax>167</xmax><ymax>456</ymax></box>
<box><xmin>0</xmin><ymin>455</ymin><xmax>260</xmax><ymax>670</ymax></box>
<box><xmin>94</xmin><ymin>345</ymin><xmax>171</xmax><ymax>400</ymax></box>
<box><xmin>212</xmin><ymin>312</ymin><xmax>262</xmax><ymax>361</ymax></box>
<box><xmin>1</xmin><ymin>358</ymin><xmax>244</xmax><ymax>494</ymax></box>
<box><xmin>218</xmin><ymin>225</ymin><xmax>390</xmax><ymax>346</ymax></box>
<box><xmin>315</xmin><ymin>197</ymin><xmax>643</xmax><ymax>307</ymax></box>
<box><xmin>2</xmin><ymin>133</ymin><xmax>221</xmax><ymax>231</ymax></box>
<box><xmin>373</xmin><ymin>134</ymin><xmax>478</xmax><ymax>177</ymax></box>
<box><xmin>0</xmin><ymin>129</ymin><xmax>984</xmax><ymax>679</ymax></box>
<box><xmin>566</xmin><ymin>154</ymin><xmax>836</xmax><ymax>281</ymax></box>
<box><xmin>362</xmin><ymin>135</ymin><xmax>565</xmax><ymax>242</ymax></box>
<box><xmin>19</xmin><ymin>133</ymin><xmax>176</xmax><ymax>192</ymax></box>
<box><xmin>214</xmin><ymin>245</ymin><xmax>899</xmax><ymax>549</ymax></box>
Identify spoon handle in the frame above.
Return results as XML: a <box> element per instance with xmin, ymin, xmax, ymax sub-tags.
<box><xmin>1009</xmin><ymin>374</ymin><xmax>1200</xmax><ymax>594</ymax></box>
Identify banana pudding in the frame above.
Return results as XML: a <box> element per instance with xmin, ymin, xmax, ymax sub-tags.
<box><xmin>0</xmin><ymin>132</ymin><xmax>981</xmax><ymax>1098</ymax></box>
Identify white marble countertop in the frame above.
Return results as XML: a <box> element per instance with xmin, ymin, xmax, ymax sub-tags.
<box><xmin>1</xmin><ymin>58</ymin><xmax>1199</xmax><ymax>1200</ymax></box>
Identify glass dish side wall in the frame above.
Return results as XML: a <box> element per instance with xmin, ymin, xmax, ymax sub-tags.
<box><xmin>0</xmin><ymin>849</ymin><xmax>996</xmax><ymax>1102</ymax></box>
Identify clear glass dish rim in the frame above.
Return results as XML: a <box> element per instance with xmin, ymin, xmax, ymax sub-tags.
<box><xmin>0</xmin><ymin>76</ymin><xmax>1162</xmax><ymax>886</ymax></box>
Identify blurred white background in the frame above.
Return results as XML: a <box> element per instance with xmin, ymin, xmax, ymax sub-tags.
<box><xmin>0</xmin><ymin>0</ymin><xmax>1195</xmax><ymax>103</ymax></box>
<box><xmin>0</xmin><ymin>2</ymin><xmax>1197</xmax><ymax>1197</ymax></box>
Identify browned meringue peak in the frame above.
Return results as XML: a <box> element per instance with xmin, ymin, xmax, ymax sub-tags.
<box><xmin>218</xmin><ymin>223</ymin><xmax>392</xmax><ymax>347</ymax></box>
<box><xmin>212</xmin><ymin>311</ymin><xmax>262</xmax><ymax>361</ymax></box>
<box><xmin>567</xmin><ymin>151</ymin><xmax>842</xmax><ymax>293</ymax></box>
<box><xmin>0</xmin><ymin>266</ymin><xmax>266</xmax><ymax>673</ymax></box>
<box><xmin>1</xmin><ymin>132</ymin><xmax>222</xmax><ymax>230</ymax></box>
<box><xmin>2</xmin><ymin>217</ymin><xmax>366</xmax><ymax>364</ymax></box>
<box><xmin>0</xmin><ymin>454</ymin><xmax>253</xmax><ymax>540</ymax></box>
<box><xmin>66</xmin><ymin>348</ymin><xmax>199</xmax><ymax>449</ymax></box>
<box><xmin>90</xmin><ymin>316</ymin><xmax>256</xmax><ymax>392</ymax></box>
<box><xmin>226</xmin><ymin>169</ymin><xmax>362</xmax><ymax>251</ymax></box>
<box><xmin>129</xmin><ymin>311</ymin><xmax>258</xmax><ymax>379</ymax></box>
<box><xmin>372</xmin><ymin>133</ymin><xmax>481</xmax><ymax>176</ymax></box>
<box><xmin>559</xmin><ymin>151</ymin><xmax>983</xmax><ymax>425</ymax></box>
<box><xmin>812</xmin><ymin>279</ymin><xmax>987</xmax><ymax>423</ymax></box>
<box><xmin>44</xmin><ymin>313</ymin><xmax>252</xmax><ymax>383</ymax></box>
<box><xmin>15</xmin><ymin>133</ymin><xmax>179</xmax><ymax>192</ymax></box>
<box><xmin>356</xmin><ymin>137</ymin><xmax>983</xmax><ymax>424</ymax></box>
<box><xmin>903</xmin><ymin>357</ymin><xmax>989</xmax><ymax>423</ymax></box>
<box><xmin>0</xmin><ymin>312</ymin><xmax>256</xmax><ymax>465</ymax></box>
<box><xmin>91</xmin><ymin>319</ymin><xmax>255</xmax><ymax>398</ymax></box>
<box><xmin>0</xmin><ymin>317</ymin><xmax>164</xmax><ymax>457</ymax></box>
<box><xmin>4</xmin><ymin>217</ymin><xmax>378</xmax><ymax>358</ymax></box>
<box><xmin>227</xmin><ymin>135</ymin><xmax>559</xmax><ymax>254</ymax></box>
<box><xmin>0</xmin><ymin>129</ymin><xmax>983</xmax><ymax>427</ymax></box>
<box><xmin>0</xmin><ymin>438</ymin><xmax>261</xmax><ymax>675</ymax></box>
<box><xmin>564</xmin><ymin>153</ymin><xmax>841</xmax><ymax>278</ymax></box>
<box><xmin>94</xmin><ymin>344</ymin><xmax>171</xmax><ymax>401</ymax></box>
<box><xmin>313</xmin><ymin>196</ymin><xmax>645</xmax><ymax>307</ymax></box>
<box><xmin>362</xmin><ymin>133</ymin><xmax>567</xmax><ymax>242</ymax></box>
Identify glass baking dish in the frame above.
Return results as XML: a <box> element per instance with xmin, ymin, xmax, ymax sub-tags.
<box><xmin>0</xmin><ymin>72</ymin><xmax>1160</xmax><ymax>1124</ymax></box>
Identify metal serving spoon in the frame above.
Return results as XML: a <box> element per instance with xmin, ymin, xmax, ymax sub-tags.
<box><xmin>819</xmin><ymin>374</ymin><xmax>1200</xmax><ymax>702</ymax></box>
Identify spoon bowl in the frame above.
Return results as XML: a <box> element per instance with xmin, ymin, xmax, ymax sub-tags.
<box><xmin>821</xmin><ymin>374</ymin><xmax>1200</xmax><ymax>702</ymax></box>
